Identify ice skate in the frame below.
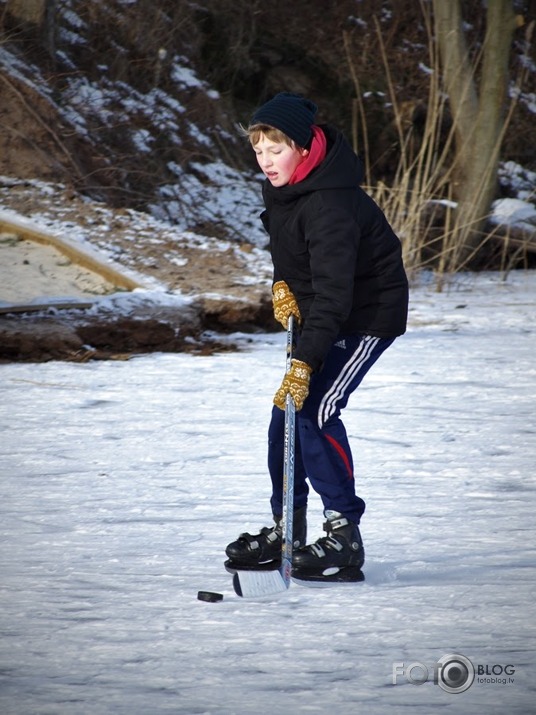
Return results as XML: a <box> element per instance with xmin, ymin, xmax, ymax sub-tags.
<box><xmin>224</xmin><ymin>506</ymin><xmax>307</xmax><ymax>571</ymax></box>
<box><xmin>291</xmin><ymin>510</ymin><xmax>364</xmax><ymax>582</ymax></box>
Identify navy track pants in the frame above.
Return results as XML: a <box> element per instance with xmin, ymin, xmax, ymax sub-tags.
<box><xmin>268</xmin><ymin>333</ymin><xmax>395</xmax><ymax>524</ymax></box>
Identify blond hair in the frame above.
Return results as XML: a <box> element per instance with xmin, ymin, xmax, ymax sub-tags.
<box><xmin>239</xmin><ymin>123</ymin><xmax>297</xmax><ymax>148</ymax></box>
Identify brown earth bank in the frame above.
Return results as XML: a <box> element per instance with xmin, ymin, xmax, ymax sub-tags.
<box><xmin>0</xmin><ymin>297</ymin><xmax>278</xmax><ymax>364</ymax></box>
<box><xmin>0</xmin><ymin>183</ymin><xmax>277</xmax><ymax>363</ymax></box>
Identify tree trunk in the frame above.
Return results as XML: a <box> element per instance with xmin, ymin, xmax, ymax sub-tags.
<box><xmin>6</xmin><ymin>0</ymin><xmax>46</xmax><ymax>25</ymax></box>
<box><xmin>5</xmin><ymin>0</ymin><xmax>56</xmax><ymax>58</ymax></box>
<box><xmin>433</xmin><ymin>0</ymin><xmax>516</xmax><ymax>266</ymax></box>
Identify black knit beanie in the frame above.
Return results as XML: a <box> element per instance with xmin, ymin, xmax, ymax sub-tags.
<box><xmin>250</xmin><ymin>92</ymin><xmax>318</xmax><ymax>148</ymax></box>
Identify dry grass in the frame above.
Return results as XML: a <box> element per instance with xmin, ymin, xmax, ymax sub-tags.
<box><xmin>344</xmin><ymin>2</ymin><xmax>534</xmax><ymax>288</ymax></box>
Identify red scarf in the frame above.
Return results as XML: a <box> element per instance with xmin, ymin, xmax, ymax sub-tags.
<box><xmin>289</xmin><ymin>125</ymin><xmax>327</xmax><ymax>185</ymax></box>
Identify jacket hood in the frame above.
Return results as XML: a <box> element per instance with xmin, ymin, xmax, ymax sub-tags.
<box><xmin>262</xmin><ymin>125</ymin><xmax>364</xmax><ymax>205</ymax></box>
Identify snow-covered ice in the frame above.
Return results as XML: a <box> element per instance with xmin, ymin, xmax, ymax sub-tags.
<box><xmin>1</xmin><ymin>272</ymin><xmax>535</xmax><ymax>714</ymax></box>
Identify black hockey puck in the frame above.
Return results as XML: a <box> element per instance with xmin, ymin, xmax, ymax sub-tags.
<box><xmin>197</xmin><ymin>590</ymin><xmax>224</xmax><ymax>603</ymax></box>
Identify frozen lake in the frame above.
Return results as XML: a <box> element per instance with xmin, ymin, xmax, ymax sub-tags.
<box><xmin>1</xmin><ymin>272</ymin><xmax>535</xmax><ymax>714</ymax></box>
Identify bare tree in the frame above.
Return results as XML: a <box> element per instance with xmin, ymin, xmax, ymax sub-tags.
<box><xmin>6</xmin><ymin>0</ymin><xmax>47</xmax><ymax>25</ymax></box>
<box><xmin>5</xmin><ymin>0</ymin><xmax>56</xmax><ymax>56</ymax></box>
<box><xmin>433</xmin><ymin>0</ymin><xmax>518</xmax><ymax>265</ymax></box>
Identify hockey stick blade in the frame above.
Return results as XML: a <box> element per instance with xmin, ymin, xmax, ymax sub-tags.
<box><xmin>233</xmin><ymin>568</ymin><xmax>289</xmax><ymax>598</ymax></box>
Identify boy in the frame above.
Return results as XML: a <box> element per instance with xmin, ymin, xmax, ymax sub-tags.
<box><xmin>226</xmin><ymin>92</ymin><xmax>408</xmax><ymax>580</ymax></box>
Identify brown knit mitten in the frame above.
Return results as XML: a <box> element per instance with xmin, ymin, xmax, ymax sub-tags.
<box><xmin>272</xmin><ymin>280</ymin><xmax>301</xmax><ymax>328</ymax></box>
<box><xmin>273</xmin><ymin>359</ymin><xmax>312</xmax><ymax>411</ymax></box>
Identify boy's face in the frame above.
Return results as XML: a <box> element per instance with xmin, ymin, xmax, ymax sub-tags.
<box><xmin>253</xmin><ymin>133</ymin><xmax>308</xmax><ymax>187</ymax></box>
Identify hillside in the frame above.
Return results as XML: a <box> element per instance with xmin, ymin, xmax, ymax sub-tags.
<box><xmin>2</xmin><ymin>1</ymin><xmax>535</xmax><ymax>200</ymax></box>
<box><xmin>0</xmin><ymin>0</ymin><xmax>535</xmax><ymax>361</ymax></box>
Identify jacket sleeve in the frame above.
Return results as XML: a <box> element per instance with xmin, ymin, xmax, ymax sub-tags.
<box><xmin>293</xmin><ymin>195</ymin><xmax>359</xmax><ymax>371</ymax></box>
<box><xmin>262</xmin><ymin>208</ymin><xmax>284</xmax><ymax>285</ymax></box>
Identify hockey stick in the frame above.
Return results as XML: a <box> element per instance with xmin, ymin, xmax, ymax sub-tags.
<box><xmin>233</xmin><ymin>315</ymin><xmax>296</xmax><ymax>598</ymax></box>
<box><xmin>280</xmin><ymin>313</ymin><xmax>296</xmax><ymax>587</ymax></box>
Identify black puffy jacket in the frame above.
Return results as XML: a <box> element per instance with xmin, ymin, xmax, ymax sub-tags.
<box><xmin>260</xmin><ymin>124</ymin><xmax>409</xmax><ymax>372</ymax></box>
